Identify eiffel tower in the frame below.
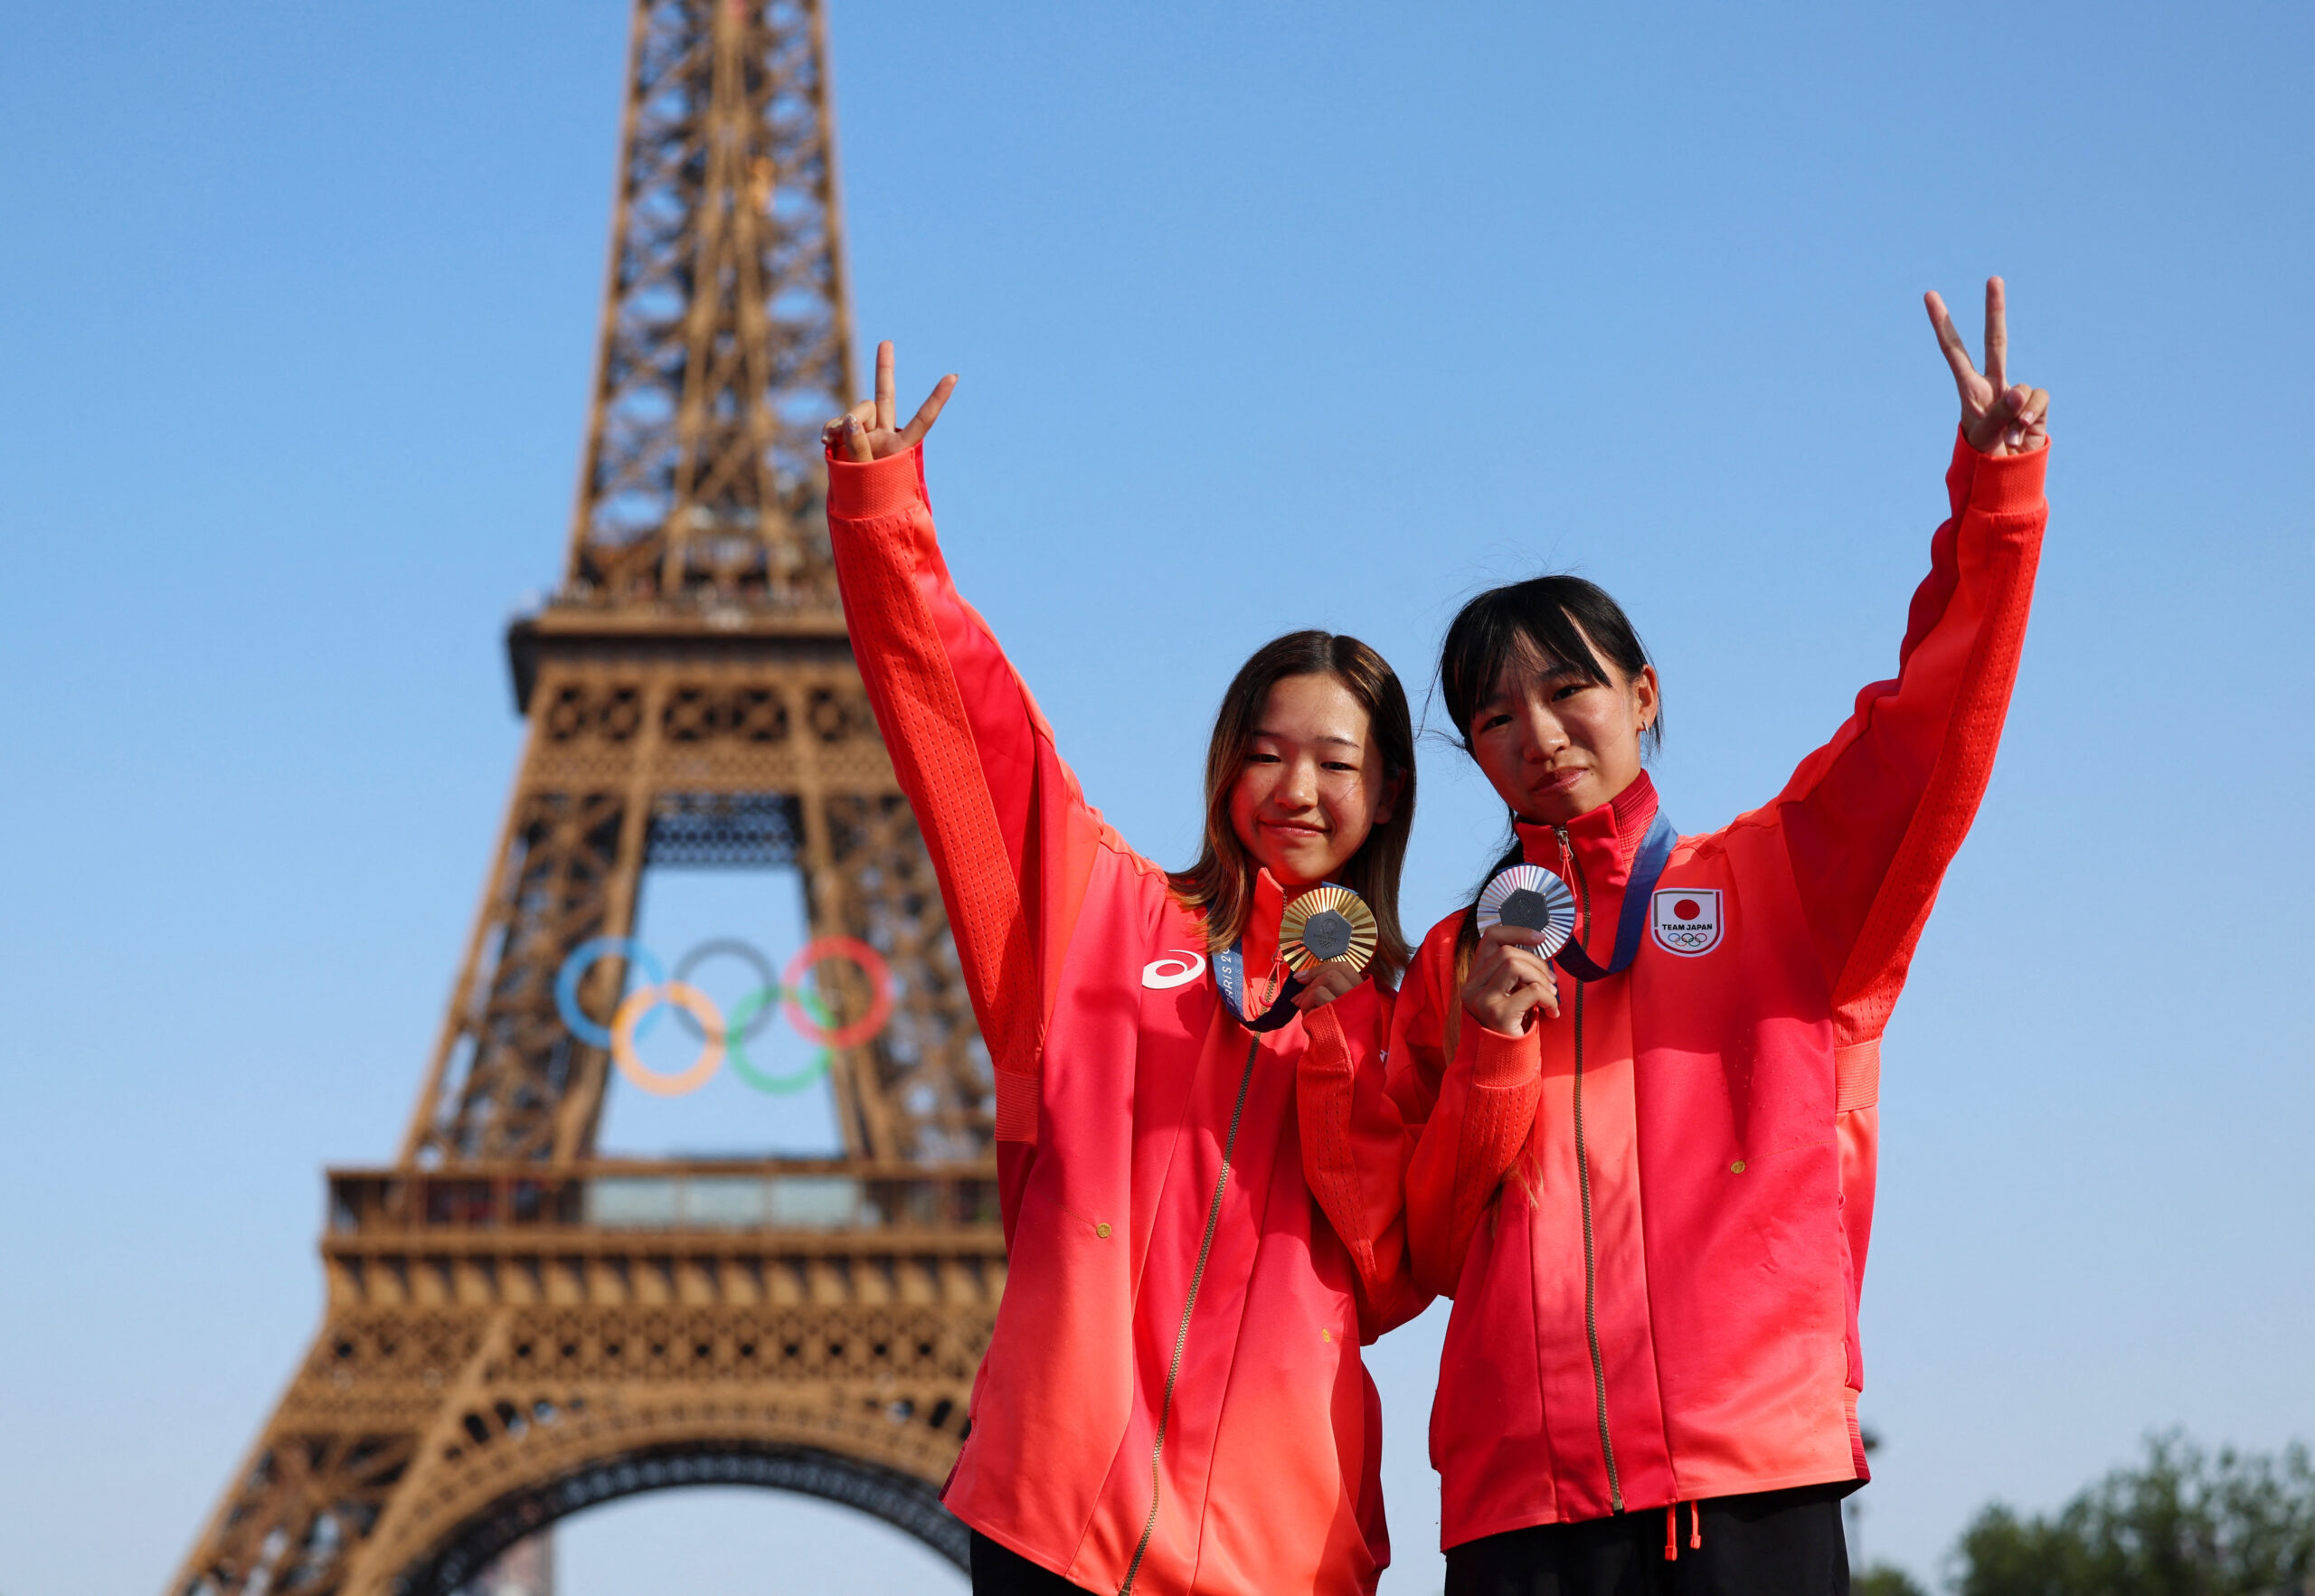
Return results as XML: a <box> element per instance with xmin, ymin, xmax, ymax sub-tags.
<box><xmin>171</xmin><ymin>4</ymin><xmax>998</xmax><ymax>1591</ymax></box>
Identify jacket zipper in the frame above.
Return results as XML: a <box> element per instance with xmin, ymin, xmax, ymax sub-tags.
<box><xmin>1119</xmin><ymin>1029</ymin><xmax>1264</xmax><ymax>1594</ymax></box>
<box><xmin>1559</xmin><ymin>828</ymin><xmax>1625</xmax><ymax>1515</ymax></box>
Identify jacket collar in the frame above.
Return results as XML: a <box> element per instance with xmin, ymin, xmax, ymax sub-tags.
<box><xmin>1242</xmin><ymin>868</ymin><xmax>1288</xmax><ymax>977</ymax></box>
<box><xmin>1513</xmin><ymin>770</ymin><xmax>1660</xmax><ymax>897</ymax></box>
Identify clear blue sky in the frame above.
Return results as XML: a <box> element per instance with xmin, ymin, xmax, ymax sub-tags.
<box><xmin>2</xmin><ymin>4</ymin><xmax>2308</xmax><ymax>1592</ymax></box>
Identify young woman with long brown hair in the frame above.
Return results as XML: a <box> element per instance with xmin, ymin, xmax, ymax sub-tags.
<box><xmin>820</xmin><ymin>345</ymin><xmax>1428</xmax><ymax>1596</ymax></box>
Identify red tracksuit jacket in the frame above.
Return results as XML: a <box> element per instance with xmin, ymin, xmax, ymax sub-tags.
<box><xmin>1392</xmin><ymin>431</ymin><xmax>2047</xmax><ymax>1548</ymax></box>
<box><xmin>827</xmin><ymin>443</ymin><xmax>1428</xmax><ymax>1595</ymax></box>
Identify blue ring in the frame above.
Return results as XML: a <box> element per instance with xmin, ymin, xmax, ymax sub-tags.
<box><xmin>554</xmin><ymin>937</ymin><xmax>669</xmax><ymax>1049</ymax></box>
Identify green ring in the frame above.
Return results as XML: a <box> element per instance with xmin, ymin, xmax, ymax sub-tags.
<box><xmin>726</xmin><ymin>983</ymin><xmax>836</xmax><ymax>1095</ymax></box>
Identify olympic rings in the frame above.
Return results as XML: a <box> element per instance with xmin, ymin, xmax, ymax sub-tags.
<box><xmin>610</xmin><ymin>981</ymin><xmax>724</xmax><ymax>1097</ymax></box>
<box><xmin>780</xmin><ymin>937</ymin><xmax>893</xmax><ymax>1049</ymax></box>
<box><xmin>671</xmin><ymin>938</ymin><xmax>780</xmax><ymax>1043</ymax></box>
<box><xmin>725</xmin><ymin>984</ymin><xmax>836</xmax><ymax>1094</ymax></box>
<box><xmin>553</xmin><ymin>934</ymin><xmax>895</xmax><ymax>1100</ymax></box>
<box><xmin>555</xmin><ymin>937</ymin><xmax>669</xmax><ymax>1048</ymax></box>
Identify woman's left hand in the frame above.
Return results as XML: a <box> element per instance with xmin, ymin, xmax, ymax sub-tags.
<box><xmin>1291</xmin><ymin>961</ymin><xmax>1366</xmax><ymax>1013</ymax></box>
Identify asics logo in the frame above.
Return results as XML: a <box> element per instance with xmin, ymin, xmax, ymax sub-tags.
<box><xmin>1141</xmin><ymin>950</ymin><xmax>1208</xmax><ymax>989</ymax></box>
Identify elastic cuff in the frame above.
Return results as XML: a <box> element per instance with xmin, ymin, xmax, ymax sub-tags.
<box><xmin>1297</xmin><ymin>1002</ymin><xmax>1351</xmax><ymax>1075</ymax></box>
<box><xmin>1835</xmin><ymin>1039</ymin><xmax>1881</xmax><ymax>1112</ymax></box>
<box><xmin>826</xmin><ymin>442</ymin><xmax>927</xmax><ymax>520</ymax></box>
<box><xmin>993</xmin><ymin>1068</ymin><xmax>1039</xmax><ymax>1144</ymax></box>
<box><xmin>1470</xmin><ymin>1023</ymin><xmax>1542</xmax><ymax>1089</ymax></box>
<box><xmin>1961</xmin><ymin>435</ymin><xmax>2048</xmax><ymax>515</ymax></box>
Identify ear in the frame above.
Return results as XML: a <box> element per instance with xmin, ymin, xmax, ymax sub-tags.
<box><xmin>1630</xmin><ymin>665</ymin><xmax>1661</xmax><ymax>734</ymax></box>
<box><xmin>1375</xmin><ymin>769</ymin><xmax>1406</xmax><ymax>826</ymax></box>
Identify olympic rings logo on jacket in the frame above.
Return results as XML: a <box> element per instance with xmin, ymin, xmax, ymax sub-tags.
<box><xmin>553</xmin><ymin>935</ymin><xmax>894</xmax><ymax>1098</ymax></box>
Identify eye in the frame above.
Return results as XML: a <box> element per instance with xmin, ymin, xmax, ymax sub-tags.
<box><xmin>1477</xmin><ymin>712</ymin><xmax>1513</xmax><ymax>734</ymax></box>
<box><xmin>1244</xmin><ymin>749</ymin><xmax>1282</xmax><ymax>765</ymax></box>
<box><xmin>1551</xmin><ymin>682</ymin><xmax>1588</xmax><ymax>703</ymax></box>
<box><xmin>1321</xmin><ymin>760</ymin><xmax>1357</xmax><ymax>773</ymax></box>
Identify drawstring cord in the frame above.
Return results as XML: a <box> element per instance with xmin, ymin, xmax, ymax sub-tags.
<box><xmin>1664</xmin><ymin>1502</ymin><xmax>1704</xmax><ymax>1561</ymax></box>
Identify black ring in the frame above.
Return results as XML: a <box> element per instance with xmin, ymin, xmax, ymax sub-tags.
<box><xmin>669</xmin><ymin>938</ymin><xmax>781</xmax><ymax>1042</ymax></box>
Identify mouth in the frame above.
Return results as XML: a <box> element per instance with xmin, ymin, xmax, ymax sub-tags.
<box><xmin>1530</xmin><ymin>766</ymin><xmax>1589</xmax><ymax>798</ymax></box>
<box><xmin>1261</xmin><ymin>820</ymin><xmax>1328</xmax><ymax>843</ymax></box>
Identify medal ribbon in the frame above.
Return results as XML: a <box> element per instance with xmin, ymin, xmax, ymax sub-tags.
<box><xmin>1550</xmin><ymin>811</ymin><xmax>1678</xmax><ymax>984</ymax></box>
<box><xmin>1213</xmin><ymin>876</ymin><xmax>1356</xmax><ymax>1032</ymax></box>
<box><xmin>1212</xmin><ymin>941</ymin><xmax>1305</xmax><ymax>1033</ymax></box>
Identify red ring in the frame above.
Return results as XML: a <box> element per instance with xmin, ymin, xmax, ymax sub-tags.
<box><xmin>780</xmin><ymin>936</ymin><xmax>895</xmax><ymax>1049</ymax></box>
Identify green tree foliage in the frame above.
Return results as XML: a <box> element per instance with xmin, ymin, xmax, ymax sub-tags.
<box><xmin>1858</xmin><ymin>1563</ymin><xmax>1932</xmax><ymax>1596</ymax></box>
<box><xmin>1951</xmin><ymin>1432</ymin><xmax>2315</xmax><ymax>1596</ymax></box>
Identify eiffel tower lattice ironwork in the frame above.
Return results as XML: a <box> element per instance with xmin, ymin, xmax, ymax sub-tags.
<box><xmin>171</xmin><ymin>4</ymin><xmax>1000</xmax><ymax>1591</ymax></box>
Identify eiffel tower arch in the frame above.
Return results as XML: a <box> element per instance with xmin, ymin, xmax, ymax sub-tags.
<box><xmin>170</xmin><ymin>4</ymin><xmax>1002</xmax><ymax>1591</ymax></box>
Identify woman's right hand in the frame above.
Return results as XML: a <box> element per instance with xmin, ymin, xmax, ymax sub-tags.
<box><xmin>1461</xmin><ymin>924</ymin><xmax>1561</xmax><ymax>1034</ymax></box>
<box><xmin>822</xmin><ymin>339</ymin><xmax>957</xmax><ymax>463</ymax></box>
<box><xmin>1924</xmin><ymin>278</ymin><xmax>2050</xmax><ymax>458</ymax></box>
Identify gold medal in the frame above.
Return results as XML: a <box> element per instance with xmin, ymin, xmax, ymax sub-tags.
<box><xmin>1279</xmin><ymin>885</ymin><xmax>1378</xmax><ymax>977</ymax></box>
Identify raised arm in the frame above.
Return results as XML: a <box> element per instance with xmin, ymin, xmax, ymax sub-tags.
<box><xmin>1769</xmin><ymin>279</ymin><xmax>2051</xmax><ymax>1058</ymax></box>
<box><xmin>822</xmin><ymin>345</ymin><xmax>1109</xmax><ymax>1162</ymax></box>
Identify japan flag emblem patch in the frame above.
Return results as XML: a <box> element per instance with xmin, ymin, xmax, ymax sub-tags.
<box><xmin>1650</xmin><ymin>888</ymin><xmax>1723</xmax><ymax>957</ymax></box>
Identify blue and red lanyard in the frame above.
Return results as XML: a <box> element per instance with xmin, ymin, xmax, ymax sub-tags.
<box><xmin>1551</xmin><ymin>810</ymin><xmax>1678</xmax><ymax>984</ymax></box>
<box><xmin>1212</xmin><ymin>940</ymin><xmax>1305</xmax><ymax>1033</ymax></box>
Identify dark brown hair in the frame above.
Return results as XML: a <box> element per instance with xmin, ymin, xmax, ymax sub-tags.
<box><xmin>1439</xmin><ymin>573</ymin><xmax>1661</xmax><ymax>758</ymax></box>
<box><xmin>1168</xmin><ymin>630</ymin><xmax>1416</xmax><ymax>977</ymax></box>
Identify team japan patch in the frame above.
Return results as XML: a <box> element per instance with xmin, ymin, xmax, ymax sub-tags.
<box><xmin>1650</xmin><ymin>888</ymin><xmax>1724</xmax><ymax>957</ymax></box>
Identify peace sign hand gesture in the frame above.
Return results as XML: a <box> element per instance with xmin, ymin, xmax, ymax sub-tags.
<box><xmin>822</xmin><ymin>340</ymin><xmax>958</xmax><ymax>464</ymax></box>
<box><xmin>1925</xmin><ymin>277</ymin><xmax>2049</xmax><ymax>458</ymax></box>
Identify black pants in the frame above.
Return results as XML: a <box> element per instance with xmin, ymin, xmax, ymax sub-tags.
<box><xmin>971</xmin><ymin>1530</ymin><xmax>1098</xmax><ymax>1595</ymax></box>
<box><xmin>1445</xmin><ymin>1483</ymin><xmax>1854</xmax><ymax>1596</ymax></box>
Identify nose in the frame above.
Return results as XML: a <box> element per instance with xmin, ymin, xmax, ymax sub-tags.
<box><xmin>1277</xmin><ymin>755</ymin><xmax>1319</xmax><ymax>808</ymax></box>
<box><xmin>1519</xmin><ymin>701</ymin><xmax>1566</xmax><ymax>759</ymax></box>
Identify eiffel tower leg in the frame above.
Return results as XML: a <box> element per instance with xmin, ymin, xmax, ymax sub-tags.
<box><xmin>165</xmin><ymin>1302</ymin><xmax>457</xmax><ymax>1595</ymax></box>
<box><xmin>171</xmin><ymin>1195</ymin><xmax>1000</xmax><ymax>1593</ymax></box>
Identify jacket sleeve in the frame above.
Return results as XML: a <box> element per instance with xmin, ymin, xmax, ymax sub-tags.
<box><xmin>824</xmin><ymin>444</ymin><xmax>1110</xmax><ymax>1189</ymax></box>
<box><xmin>1296</xmin><ymin>986</ymin><xmax>1432</xmax><ymax>1340</ymax></box>
<box><xmin>1388</xmin><ymin>925</ymin><xmax>1544</xmax><ymax>1299</ymax></box>
<box><xmin>1767</xmin><ymin>430</ymin><xmax>2047</xmax><ymax>1070</ymax></box>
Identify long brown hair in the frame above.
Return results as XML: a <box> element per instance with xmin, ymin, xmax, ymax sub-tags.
<box><xmin>1168</xmin><ymin>631</ymin><xmax>1416</xmax><ymax>977</ymax></box>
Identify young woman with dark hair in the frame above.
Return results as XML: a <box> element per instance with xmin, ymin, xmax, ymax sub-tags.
<box><xmin>1389</xmin><ymin>280</ymin><xmax>2052</xmax><ymax>1595</ymax></box>
<box><xmin>820</xmin><ymin>346</ymin><xmax>1428</xmax><ymax>1596</ymax></box>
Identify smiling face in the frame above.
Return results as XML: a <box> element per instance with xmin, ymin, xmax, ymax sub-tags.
<box><xmin>1226</xmin><ymin>673</ymin><xmax>1398</xmax><ymax>890</ymax></box>
<box><xmin>1467</xmin><ymin>633</ymin><xmax>1659</xmax><ymax>826</ymax></box>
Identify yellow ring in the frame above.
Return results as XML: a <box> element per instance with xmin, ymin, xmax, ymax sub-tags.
<box><xmin>610</xmin><ymin>981</ymin><xmax>724</xmax><ymax>1097</ymax></box>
